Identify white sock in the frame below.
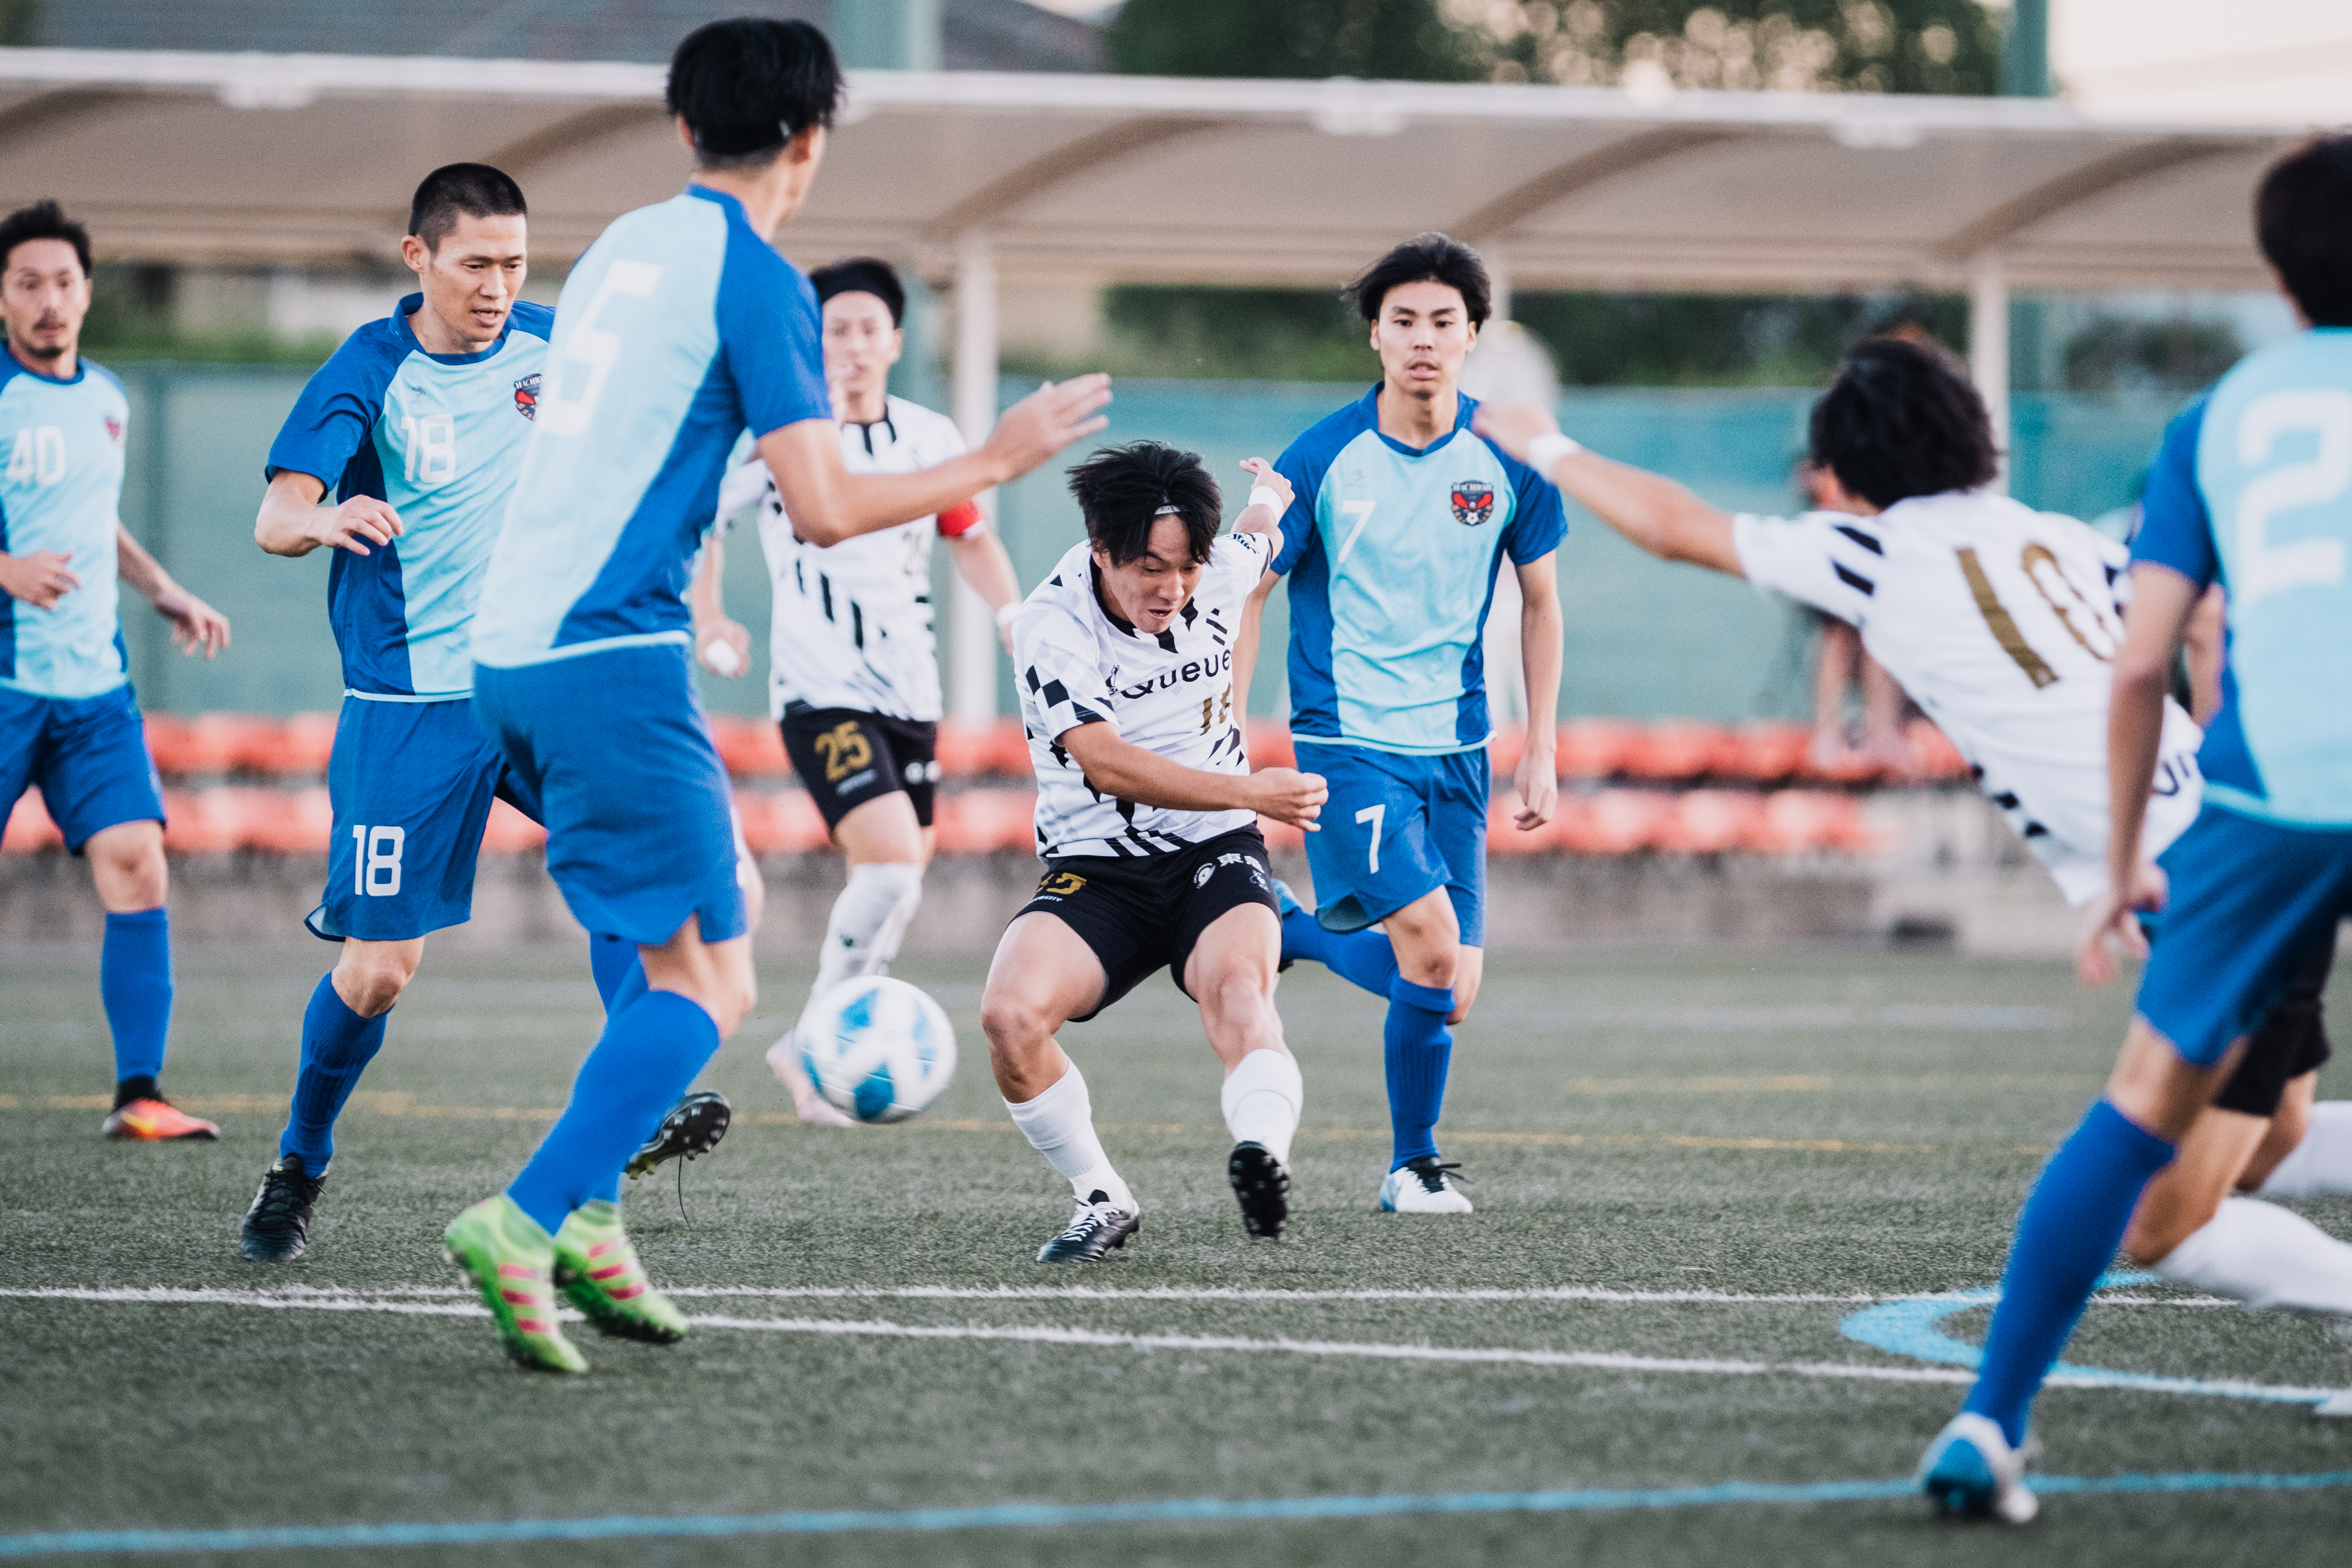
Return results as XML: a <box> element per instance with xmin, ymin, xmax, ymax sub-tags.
<box><xmin>805</xmin><ymin>862</ymin><xmax>924</xmax><ymax>1018</ymax></box>
<box><xmin>1221</xmin><ymin>1048</ymin><xmax>1303</xmax><ymax>1165</ymax></box>
<box><xmin>1004</xmin><ymin>1062</ymin><xmax>1135</xmax><ymax>1213</ymax></box>
<box><xmin>2257</xmin><ymin>1102</ymin><xmax>2352</xmax><ymax>1198</ymax></box>
<box><xmin>2153</xmin><ymin>1195</ymin><xmax>2352</xmax><ymax>1314</ymax></box>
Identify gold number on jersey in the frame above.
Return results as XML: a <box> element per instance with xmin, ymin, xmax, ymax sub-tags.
<box><xmin>1199</xmin><ymin>683</ymin><xmax>1233</xmax><ymax>735</ymax></box>
<box><xmin>2019</xmin><ymin>543</ymin><xmax>2118</xmax><ymax>661</ymax></box>
<box><xmin>813</xmin><ymin>721</ymin><xmax>873</xmax><ymax>782</ymax></box>
<box><xmin>1955</xmin><ymin>547</ymin><xmax>2060</xmax><ymax>689</ymax></box>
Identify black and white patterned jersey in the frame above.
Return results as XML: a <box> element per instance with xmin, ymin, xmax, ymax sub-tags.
<box><xmin>1012</xmin><ymin>531</ymin><xmax>1273</xmax><ymax>860</ymax></box>
<box><xmin>721</xmin><ymin>397</ymin><xmax>986</xmax><ymax>722</ymax></box>
<box><xmin>1733</xmin><ymin>489</ymin><xmax>2205</xmax><ymax>904</ymax></box>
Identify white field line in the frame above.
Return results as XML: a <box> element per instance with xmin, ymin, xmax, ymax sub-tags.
<box><xmin>0</xmin><ymin>1284</ymin><xmax>2241</xmax><ymax>1308</ymax></box>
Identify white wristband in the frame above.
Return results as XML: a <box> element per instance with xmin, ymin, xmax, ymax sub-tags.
<box><xmin>994</xmin><ymin>601</ymin><xmax>1022</xmax><ymax>630</ymax></box>
<box><xmin>1246</xmin><ymin>485</ymin><xmax>1284</xmax><ymax>515</ymax></box>
<box><xmin>1525</xmin><ymin>431</ymin><xmax>1582</xmax><ymax>473</ymax></box>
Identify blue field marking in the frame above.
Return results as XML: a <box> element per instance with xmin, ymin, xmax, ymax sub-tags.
<box><xmin>1837</xmin><ymin>1273</ymin><xmax>2339</xmax><ymax>1405</ymax></box>
<box><xmin>6</xmin><ymin>1471</ymin><xmax>2352</xmax><ymax>1558</ymax></box>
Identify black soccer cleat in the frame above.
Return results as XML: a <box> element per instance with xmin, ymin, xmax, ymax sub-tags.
<box><xmin>239</xmin><ymin>1155</ymin><xmax>326</xmax><ymax>1263</ymax></box>
<box><xmin>1227</xmin><ymin>1141</ymin><xmax>1290</xmax><ymax>1241</ymax></box>
<box><xmin>625</xmin><ymin>1091</ymin><xmax>732</xmax><ymax>1180</ymax></box>
<box><xmin>1035</xmin><ymin>1191</ymin><xmax>1140</xmax><ymax>1264</ymax></box>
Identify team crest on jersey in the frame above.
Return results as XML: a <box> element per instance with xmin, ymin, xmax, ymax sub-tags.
<box><xmin>103</xmin><ymin>416</ymin><xmax>123</xmax><ymax>445</ymax></box>
<box><xmin>1450</xmin><ymin>480</ymin><xmax>1495</xmax><ymax>527</ymax></box>
<box><xmin>513</xmin><ymin>373</ymin><xmax>541</xmax><ymax>420</ymax></box>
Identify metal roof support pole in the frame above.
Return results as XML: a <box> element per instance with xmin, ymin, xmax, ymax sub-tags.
<box><xmin>1968</xmin><ymin>254</ymin><xmax>2011</xmax><ymax>494</ymax></box>
<box><xmin>951</xmin><ymin>227</ymin><xmax>1001</xmax><ymax>721</ymax></box>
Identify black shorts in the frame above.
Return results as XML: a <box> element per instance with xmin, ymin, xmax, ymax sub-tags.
<box><xmin>2214</xmin><ymin>939</ymin><xmax>2335</xmax><ymax>1118</ymax></box>
<box><xmin>779</xmin><ymin>704</ymin><xmax>939</xmax><ymax>831</ymax></box>
<box><xmin>1015</xmin><ymin>827</ymin><xmax>1280</xmax><ymax>1023</ymax></box>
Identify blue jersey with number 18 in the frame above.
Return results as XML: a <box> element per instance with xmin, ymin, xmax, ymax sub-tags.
<box><xmin>469</xmin><ymin>186</ymin><xmax>830</xmax><ymax>669</ymax></box>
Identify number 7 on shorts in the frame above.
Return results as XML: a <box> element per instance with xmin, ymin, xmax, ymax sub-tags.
<box><xmin>1356</xmin><ymin>802</ymin><xmax>1384</xmax><ymax>874</ymax></box>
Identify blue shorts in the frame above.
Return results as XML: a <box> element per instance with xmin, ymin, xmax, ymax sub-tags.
<box><xmin>1295</xmin><ymin>740</ymin><xmax>1487</xmax><ymax>947</ymax></box>
<box><xmin>308</xmin><ymin>696</ymin><xmax>543</xmax><ymax>943</ymax></box>
<box><xmin>0</xmin><ymin>682</ymin><xmax>165</xmax><ymax>853</ymax></box>
<box><xmin>472</xmin><ymin>643</ymin><xmax>745</xmax><ymax>948</ymax></box>
<box><xmin>2137</xmin><ymin>803</ymin><xmax>2352</xmax><ymax>1068</ymax></box>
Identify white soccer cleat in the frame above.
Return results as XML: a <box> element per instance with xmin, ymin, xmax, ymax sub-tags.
<box><xmin>1917</xmin><ymin>1413</ymin><xmax>2038</xmax><ymax>1524</ymax></box>
<box><xmin>1378</xmin><ymin>1156</ymin><xmax>1473</xmax><ymax>1215</ymax></box>
<box><xmin>764</xmin><ymin>1030</ymin><xmax>857</xmax><ymax>1127</ymax></box>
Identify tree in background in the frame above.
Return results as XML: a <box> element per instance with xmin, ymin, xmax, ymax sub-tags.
<box><xmin>1107</xmin><ymin>0</ymin><xmax>1487</xmax><ymax>81</ymax></box>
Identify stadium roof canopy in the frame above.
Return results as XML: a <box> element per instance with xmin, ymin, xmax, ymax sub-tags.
<box><xmin>0</xmin><ymin>47</ymin><xmax>2301</xmax><ymax>295</ymax></box>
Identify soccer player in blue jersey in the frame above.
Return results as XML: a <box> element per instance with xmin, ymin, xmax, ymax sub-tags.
<box><xmin>241</xmin><ymin>164</ymin><xmax>579</xmax><ymax>1262</ymax></box>
<box><xmin>1243</xmin><ymin>234</ymin><xmax>1565</xmax><ymax>1215</ymax></box>
<box><xmin>1918</xmin><ymin>133</ymin><xmax>2352</xmax><ymax>1522</ymax></box>
<box><xmin>442</xmin><ymin>18</ymin><xmax>1110</xmax><ymax>1373</ymax></box>
<box><xmin>0</xmin><ymin>199</ymin><xmax>232</xmax><ymax>1142</ymax></box>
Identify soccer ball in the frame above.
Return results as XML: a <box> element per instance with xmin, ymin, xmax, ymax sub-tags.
<box><xmin>799</xmin><ymin>976</ymin><xmax>957</xmax><ymax>1124</ymax></box>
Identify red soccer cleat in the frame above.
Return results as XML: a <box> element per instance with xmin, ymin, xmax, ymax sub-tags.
<box><xmin>101</xmin><ymin>1097</ymin><xmax>220</xmax><ymax>1141</ymax></box>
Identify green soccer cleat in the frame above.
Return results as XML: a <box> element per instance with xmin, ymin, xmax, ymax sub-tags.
<box><xmin>553</xmin><ymin>1199</ymin><xmax>689</xmax><ymax>1344</ymax></box>
<box><xmin>441</xmin><ymin>1195</ymin><xmax>588</xmax><ymax>1374</ymax></box>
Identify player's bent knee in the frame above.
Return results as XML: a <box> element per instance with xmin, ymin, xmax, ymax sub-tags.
<box><xmin>85</xmin><ymin>820</ymin><xmax>168</xmax><ymax>910</ymax></box>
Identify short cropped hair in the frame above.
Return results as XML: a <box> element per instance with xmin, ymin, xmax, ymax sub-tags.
<box><xmin>1809</xmin><ymin>338</ymin><xmax>1999</xmax><ymax>509</ymax></box>
<box><xmin>1345</xmin><ymin>232</ymin><xmax>1491</xmax><ymax>326</ymax></box>
<box><xmin>407</xmin><ymin>164</ymin><xmax>526</xmax><ymax>253</ymax></box>
<box><xmin>2256</xmin><ymin>134</ymin><xmax>2352</xmax><ymax>328</ymax></box>
<box><xmin>0</xmin><ymin>200</ymin><xmax>90</xmax><ymax>279</ymax></box>
<box><xmin>668</xmin><ymin>17</ymin><xmax>843</xmax><ymax>172</ymax></box>
<box><xmin>811</xmin><ymin>256</ymin><xmax>904</xmax><ymax>325</ymax></box>
<box><xmin>1068</xmin><ymin>442</ymin><xmax>1221</xmax><ymax>568</ymax></box>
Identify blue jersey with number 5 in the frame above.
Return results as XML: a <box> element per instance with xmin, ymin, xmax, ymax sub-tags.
<box><xmin>266</xmin><ymin>296</ymin><xmax>553</xmax><ymax>697</ymax></box>
<box><xmin>2135</xmin><ymin>328</ymin><xmax>2352</xmax><ymax>826</ymax></box>
<box><xmin>469</xmin><ymin>186</ymin><xmax>830</xmax><ymax>669</ymax></box>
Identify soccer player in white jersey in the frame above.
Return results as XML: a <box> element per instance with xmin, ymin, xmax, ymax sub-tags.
<box><xmin>245</xmin><ymin>165</ymin><xmax>592</xmax><ymax>1261</ymax></box>
<box><xmin>443</xmin><ymin>19</ymin><xmax>1108</xmax><ymax>1374</ymax></box>
<box><xmin>0</xmin><ymin>200</ymin><xmax>231</xmax><ymax>1142</ymax></box>
<box><xmin>690</xmin><ymin>256</ymin><xmax>1022</xmax><ymax>1126</ymax></box>
<box><xmin>983</xmin><ymin>442</ymin><xmax>1326</xmax><ymax>1260</ymax></box>
<box><xmin>1250</xmin><ymin>235</ymin><xmax>1567</xmax><ymax>1216</ymax></box>
<box><xmin>1473</xmin><ymin>308</ymin><xmax>2352</xmax><ymax>1514</ymax></box>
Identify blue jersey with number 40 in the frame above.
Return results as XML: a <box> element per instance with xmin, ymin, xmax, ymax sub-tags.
<box><xmin>0</xmin><ymin>356</ymin><xmax>132</xmax><ymax>700</ymax></box>
<box><xmin>2135</xmin><ymin>328</ymin><xmax>2352</xmax><ymax>827</ymax></box>
<box><xmin>469</xmin><ymin>186</ymin><xmax>830</xmax><ymax>669</ymax></box>
<box><xmin>266</xmin><ymin>296</ymin><xmax>553</xmax><ymax>697</ymax></box>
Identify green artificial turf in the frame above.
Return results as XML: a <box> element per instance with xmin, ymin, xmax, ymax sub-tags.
<box><xmin>3</xmin><ymin>940</ymin><xmax>2348</xmax><ymax>1566</ymax></box>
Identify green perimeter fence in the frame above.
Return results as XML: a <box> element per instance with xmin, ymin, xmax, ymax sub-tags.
<box><xmin>106</xmin><ymin>368</ymin><xmax>2181</xmax><ymax>722</ymax></box>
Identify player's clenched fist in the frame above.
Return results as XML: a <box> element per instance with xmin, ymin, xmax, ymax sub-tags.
<box><xmin>981</xmin><ymin>373</ymin><xmax>1113</xmax><ymax>482</ymax></box>
<box><xmin>1247</xmin><ymin>767</ymin><xmax>1327</xmax><ymax>831</ymax></box>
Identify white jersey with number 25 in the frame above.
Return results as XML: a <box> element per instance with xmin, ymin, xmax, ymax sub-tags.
<box><xmin>1733</xmin><ymin>489</ymin><xmax>2205</xmax><ymax>904</ymax></box>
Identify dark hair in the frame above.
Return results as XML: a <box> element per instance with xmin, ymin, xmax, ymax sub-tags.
<box><xmin>1808</xmin><ymin>338</ymin><xmax>1999</xmax><ymax>509</ymax></box>
<box><xmin>1345</xmin><ymin>232</ymin><xmax>1491</xmax><ymax>326</ymax></box>
<box><xmin>2256</xmin><ymin>134</ymin><xmax>2352</xmax><ymax>327</ymax></box>
<box><xmin>668</xmin><ymin>17</ymin><xmax>843</xmax><ymax>171</ymax></box>
<box><xmin>1068</xmin><ymin>441</ymin><xmax>1221</xmax><ymax>567</ymax></box>
<box><xmin>810</xmin><ymin>256</ymin><xmax>904</xmax><ymax>325</ymax></box>
<box><xmin>407</xmin><ymin>163</ymin><xmax>527</xmax><ymax>253</ymax></box>
<box><xmin>0</xmin><ymin>199</ymin><xmax>90</xmax><ymax>279</ymax></box>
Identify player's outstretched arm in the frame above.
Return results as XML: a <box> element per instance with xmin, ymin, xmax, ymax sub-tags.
<box><xmin>760</xmin><ymin>374</ymin><xmax>1112</xmax><ymax>548</ymax></box>
<box><xmin>2078</xmin><ymin>563</ymin><xmax>2204</xmax><ymax>986</ymax></box>
<box><xmin>254</xmin><ymin>469</ymin><xmax>405</xmax><ymax>559</ymax></box>
<box><xmin>1059</xmin><ymin>722</ymin><xmax>1325</xmax><ymax>831</ymax></box>
<box><xmin>116</xmin><ymin>524</ymin><xmax>229</xmax><ymax>659</ymax></box>
<box><xmin>1473</xmin><ymin>401</ymin><xmax>1742</xmax><ymax>576</ymax></box>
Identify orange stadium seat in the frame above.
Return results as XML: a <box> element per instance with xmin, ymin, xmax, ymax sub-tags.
<box><xmin>1556</xmin><ymin>789</ymin><xmax>1674</xmax><ymax>855</ymax></box>
<box><xmin>733</xmin><ymin>789</ymin><xmax>829</xmax><ymax>855</ymax></box>
<box><xmin>1484</xmin><ymin>794</ymin><xmax>1559</xmax><ymax>854</ymax></box>
<box><xmin>1621</xmin><ymin>721</ymin><xmax>1738</xmax><ymax>782</ymax></box>
<box><xmin>1556</xmin><ymin>718</ymin><xmax>1636</xmax><ymax>780</ymax></box>
<box><xmin>1246</xmin><ymin>722</ymin><xmax>1296</xmax><ymax>771</ymax></box>
<box><xmin>478</xmin><ymin>798</ymin><xmax>548</xmax><ymax>854</ymax></box>
<box><xmin>1752</xmin><ymin>790</ymin><xmax>1886</xmax><ymax>855</ymax></box>
<box><xmin>3</xmin><ymin>789</ymin><xmax>64</xmax><ymax>853</ymax></box>
<box><xmin>1487</xmin><ymin>725</ymin><xmax>1525</xmax><ymax>779</ymax></box>
<box><xmin>933</xmin><ymin>788</ymin><xmax>1038</xmax><ymax>855</ymax></box>
<box><xmin>707</xmin><ymin>715</ymin><xmax>789</xmax><ymax>778</ymax></box>
<box><xmin>982</xmin><ymin>719</ymin><xmax>1034</xmax><ymax>778</ymax></box>
<box><xmin>1906</xmin><ymin>717</ymin><xmax>1971</xmax><ymax>781</ymax></box>
<box><xmin>1720</xmin><ymin>722</ymin><xmax>1812</xmax><ymax>784</ymax></box>
<box><xmin>933</xmin><ymin>720</ymin><xmax>994</xmax><ymax>778</ymax></box>
<box><xmin>257</xmin><ymin>712</ymin><xmax>341</xmax><ymax>776</ymax></box>
<box><xmin>161</xmin><ymin>788</ymin><xmax>251</xmax><ymax>855</ymax></box>
<box><xmin>1652</xmin><ymin>789</ymin><xmax>1765</xmax><ymax>855</ymax></box>
<box><xmin>243</xmin><ymin>787</ymin><xmax>335</xmax><ymax>854</ymax></box>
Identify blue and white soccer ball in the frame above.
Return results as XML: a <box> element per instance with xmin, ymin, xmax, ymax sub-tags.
<box><xmin>799</xmin><ymin>976</ymin><xmax>957</xmax><ymax>1124</ymax></box>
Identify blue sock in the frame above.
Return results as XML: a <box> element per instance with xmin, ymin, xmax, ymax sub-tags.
<box><xmin>507</xmin><ymin>991</ymin><xmax>721</xmax><ymax>1236</ymax></box>
<box><xmin>588</xmin><ymin>932</ymin><xmax>647</xmax><ymax>1014</ymax></box>
<box><xmin>279</xmin><ymin>973</ymin><xmax>391</xmax><ymax>1169</ymax></box>
<box><xmin>100</xmin><ymin>908</ymin><xmax>173</xmax><ymax>1086</ymax></box>
<box><xmin>1281</xmin><ymin>908</ymin><xmax>1399</xmax><ymax>998</ymax></box>
<box><xmin>1962</xmin><ymin>1099</ymin><xmax>2176</xmax><ymax>1446</ymax></box>
<box><xmin>1384</xmin><ymin>976</ymin><xmax>1455</xmax><ymax>1170</ymax></box>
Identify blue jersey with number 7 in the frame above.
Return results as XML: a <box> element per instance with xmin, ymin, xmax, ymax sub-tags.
<box><xmin>470</xmin><ymin>186</ymin><xmax>831</xmax><ymax>670</ymax></box>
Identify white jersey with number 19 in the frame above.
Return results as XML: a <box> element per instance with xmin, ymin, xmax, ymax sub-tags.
<box><xmin>1732</xmin><ymin>489</ymin><xmax>2205</xmax><ymax>904</ymax></box>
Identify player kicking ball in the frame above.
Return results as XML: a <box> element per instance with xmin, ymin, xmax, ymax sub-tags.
<box><xmin>0</xmin><ymin>199</ymin><xmax>231</xmax><ymax>1142</ymax></box>
<box><xmin>984</xmin><ymin>443</ymin><xmax>1325</xmax><ymax>1260</ymax></box>
<box><xmin>444</xmin><ymin>18</ymin><xmax>1108</xmax><ymax>1373</ymax></box>
<box><xmin>1248</xmin><ymin>234</ymin><xmax>1566</xmax><ymax>1214</ymax></box>
<box><xmin>690</xmin><ymin>255</ymin><xmax>1024</xmax><ymax>1126</ymax></box>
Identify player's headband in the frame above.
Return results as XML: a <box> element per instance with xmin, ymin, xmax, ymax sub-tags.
<box><xmin>1153</xmin><ymin>504</ymin><xmax>1182</xmax><ymax>516</ymax></box>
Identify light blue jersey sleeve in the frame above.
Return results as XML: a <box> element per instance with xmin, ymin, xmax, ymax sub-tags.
<box><xmin>0</xmin><ymin>358</ymin><xmax>134</xmax><ymax>699</ymax></box>
<box><xmin>2188</xmin><ymin>328</ymin><xmax>2352</xmax><ymax>826</ymax></box>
